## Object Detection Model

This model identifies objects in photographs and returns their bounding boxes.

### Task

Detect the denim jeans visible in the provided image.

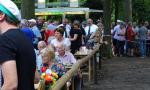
[139,40,146,57]
[146,40,150,56]
[116,40,125,56]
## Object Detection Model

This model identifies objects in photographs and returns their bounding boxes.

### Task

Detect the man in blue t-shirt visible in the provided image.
[20,19,35,42]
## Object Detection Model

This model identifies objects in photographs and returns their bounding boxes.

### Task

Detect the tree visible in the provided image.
[124,0,132,22]
[114,0,119,24]
[21,0,35,19]
[103,0,112,58]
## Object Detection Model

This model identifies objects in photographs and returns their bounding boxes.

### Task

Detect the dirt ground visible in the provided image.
[82,57,150,90]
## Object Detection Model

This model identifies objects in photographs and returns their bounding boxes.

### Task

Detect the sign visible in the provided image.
[70,0,79,7]
[38,0,46,8]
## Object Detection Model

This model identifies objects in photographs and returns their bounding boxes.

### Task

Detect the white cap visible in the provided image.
[28,19,36,23]
[0,0,21,22]
[117,20,123,23]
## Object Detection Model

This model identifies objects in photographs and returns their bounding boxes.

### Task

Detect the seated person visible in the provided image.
[55,44,76,65]
[40,46,66,77]
[55,44,82,90]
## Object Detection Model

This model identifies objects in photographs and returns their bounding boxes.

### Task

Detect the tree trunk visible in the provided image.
[103,0,112,58]
[21,0,35,19]
[124,0,132,23]
[115,0,119,25]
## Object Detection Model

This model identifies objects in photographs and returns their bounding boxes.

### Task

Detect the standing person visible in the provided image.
[29,19,42,49]
[114,23,126,56]
[20,19,34,43]
[138,22,148,58]
[0,0,36,90]
[70,23,82,54]
[84,18,98,44]
[126,22,135,56]
[146,29,150,56]
[35,41,47,72]
[112,20,123,56]
[37,17,45,40]
[58,18,71,38]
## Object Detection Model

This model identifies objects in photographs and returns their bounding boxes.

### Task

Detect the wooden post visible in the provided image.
[99,48,102,70]
[93,53,98,84]
[88,58,92,82]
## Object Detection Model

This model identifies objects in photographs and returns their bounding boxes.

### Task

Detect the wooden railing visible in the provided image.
[51,44,102,90]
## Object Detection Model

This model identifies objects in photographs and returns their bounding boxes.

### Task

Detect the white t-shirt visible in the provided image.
[34,49,42,70]
[114,27,126,41]
[50,38,71,51]
[113,25,120,38]
[57,24,71,38]
[84,24,98,36]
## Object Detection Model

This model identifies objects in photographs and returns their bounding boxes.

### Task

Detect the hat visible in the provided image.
[28,19,36,23]
[0,0,21,22]
[117,20,123,23]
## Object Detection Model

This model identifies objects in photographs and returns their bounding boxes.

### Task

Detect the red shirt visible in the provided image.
[44,30,55,43]
[126,26,135,41]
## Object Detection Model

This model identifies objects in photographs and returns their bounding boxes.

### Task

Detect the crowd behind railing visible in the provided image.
[3,1,150,90]
[112,20,150,58]
[20,17,103,90]
[19,16,150,89]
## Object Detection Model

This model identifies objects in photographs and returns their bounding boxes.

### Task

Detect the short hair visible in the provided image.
[55,27,65,36]
[0,11,20,26]
[41,46,55,61]
[20,19,29,27]
[73,23,80,28]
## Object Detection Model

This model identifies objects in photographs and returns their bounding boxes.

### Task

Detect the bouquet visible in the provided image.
[38,63,66,90]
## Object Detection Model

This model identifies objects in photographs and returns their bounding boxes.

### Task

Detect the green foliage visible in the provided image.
[132,0,150,23]
[112,0,150,23]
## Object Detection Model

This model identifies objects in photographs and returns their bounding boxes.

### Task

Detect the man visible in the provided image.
[0,0,36,90]
[138,22,148,58]
[55,44,82,90]
[57,18,71,38]
[29,19,42,49]
[35,41,47,71]
[55,44,76,64]
[20,19,34,42]
[84,18,98,44]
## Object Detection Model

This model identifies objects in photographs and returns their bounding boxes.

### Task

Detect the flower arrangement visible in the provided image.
[38,63,66,90]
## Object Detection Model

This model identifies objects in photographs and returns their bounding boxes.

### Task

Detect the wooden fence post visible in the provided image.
[88,58,92,82]
[99,48,102,70]
[93,53,98,84]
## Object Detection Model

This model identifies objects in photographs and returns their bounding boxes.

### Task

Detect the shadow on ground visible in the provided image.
[82,57,150,90]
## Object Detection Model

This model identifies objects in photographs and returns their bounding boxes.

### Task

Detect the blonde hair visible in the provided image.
[40,46,55,61]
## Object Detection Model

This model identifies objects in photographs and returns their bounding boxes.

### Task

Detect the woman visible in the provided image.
[50,27,71,51]
[34,46,66,90]
[115,23,126,56]
[40,46,66,77]
[70,23,82,54]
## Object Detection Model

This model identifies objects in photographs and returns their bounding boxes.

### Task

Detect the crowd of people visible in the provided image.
[2,0,150,90]
[112,20,150,58]
[0,0,102,89]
